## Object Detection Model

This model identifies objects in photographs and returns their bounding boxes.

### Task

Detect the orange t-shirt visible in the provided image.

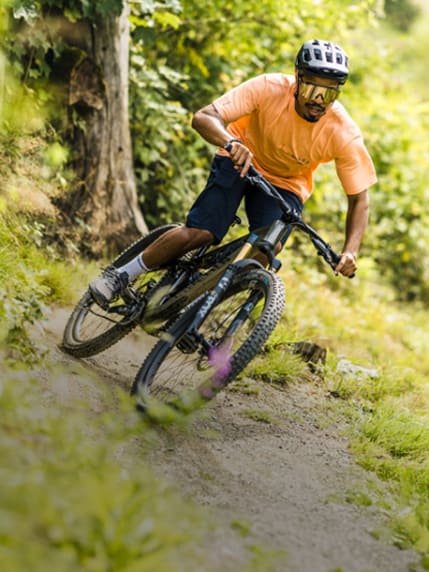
[214,73,377,203]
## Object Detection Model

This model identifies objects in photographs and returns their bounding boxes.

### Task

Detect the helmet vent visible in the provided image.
[296,39,349,82]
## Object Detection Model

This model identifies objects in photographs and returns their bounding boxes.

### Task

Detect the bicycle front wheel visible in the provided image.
[62,224,182,358]
[131,268,285,411]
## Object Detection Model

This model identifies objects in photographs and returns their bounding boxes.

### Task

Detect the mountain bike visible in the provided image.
[130,167,349,413]
[62,165,344,411]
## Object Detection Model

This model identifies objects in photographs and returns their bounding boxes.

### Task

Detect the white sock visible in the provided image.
[117,253,151,282]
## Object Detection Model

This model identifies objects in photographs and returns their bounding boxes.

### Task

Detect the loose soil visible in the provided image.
[36,306,422,572]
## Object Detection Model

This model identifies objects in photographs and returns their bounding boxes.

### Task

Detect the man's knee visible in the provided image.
[184,226,214,247]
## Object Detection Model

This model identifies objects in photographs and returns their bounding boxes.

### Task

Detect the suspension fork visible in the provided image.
[187,233,261,334]
[222,289,264,339]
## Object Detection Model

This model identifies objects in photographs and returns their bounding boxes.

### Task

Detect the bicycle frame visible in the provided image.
[137,166,343,330]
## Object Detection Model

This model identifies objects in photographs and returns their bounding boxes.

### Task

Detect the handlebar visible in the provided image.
[243,165,349,276]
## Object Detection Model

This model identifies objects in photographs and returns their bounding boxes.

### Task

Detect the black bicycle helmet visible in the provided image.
[295,39,349,83]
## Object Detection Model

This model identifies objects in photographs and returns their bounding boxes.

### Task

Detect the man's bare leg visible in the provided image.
[142,226,214,268]
[89,226,214,306]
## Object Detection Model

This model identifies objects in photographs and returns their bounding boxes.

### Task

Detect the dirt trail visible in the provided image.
[39,307,421,572]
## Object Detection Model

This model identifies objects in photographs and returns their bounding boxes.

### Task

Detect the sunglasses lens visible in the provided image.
[322,87,338,103]
[299,81,339,103]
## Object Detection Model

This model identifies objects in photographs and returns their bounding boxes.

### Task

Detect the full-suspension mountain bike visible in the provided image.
[62,165,345,410]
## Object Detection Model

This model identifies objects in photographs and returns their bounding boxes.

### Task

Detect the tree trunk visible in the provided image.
[68,4,147,255]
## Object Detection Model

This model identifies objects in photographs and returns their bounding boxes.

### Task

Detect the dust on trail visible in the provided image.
[38,306,422,572]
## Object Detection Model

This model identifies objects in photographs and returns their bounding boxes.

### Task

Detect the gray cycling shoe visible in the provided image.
[89,267,129,307]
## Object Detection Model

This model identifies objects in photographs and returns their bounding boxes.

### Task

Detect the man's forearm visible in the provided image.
[342,190,370,256]
[335,189,369,277]
[191,104,231,147]
[192,103,254,177]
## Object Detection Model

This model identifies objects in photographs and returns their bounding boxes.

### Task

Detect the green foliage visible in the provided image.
[361,406,429,460]
[0,366,217,571]
[384,0,421,31]
[0,208,85,360]
[2,0,124,127]
[247,345,309,385]
[132,0,380,108]
[129,0,380,226]
[129,57,207,226]
[11,0,123,22]
[359,57,429,301]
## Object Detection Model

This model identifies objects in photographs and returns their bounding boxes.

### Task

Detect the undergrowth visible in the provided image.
[0,366,200,571]
[0,359,277,572]
[0,206,94,362]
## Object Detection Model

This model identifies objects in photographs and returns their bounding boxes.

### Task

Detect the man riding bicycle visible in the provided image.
[90,39,377,308]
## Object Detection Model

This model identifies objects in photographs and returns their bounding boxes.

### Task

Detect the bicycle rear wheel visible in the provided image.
[62,224,182,358]
[131,268,285,411]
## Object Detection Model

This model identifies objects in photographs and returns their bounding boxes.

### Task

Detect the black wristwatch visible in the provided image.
[223,138,242,151]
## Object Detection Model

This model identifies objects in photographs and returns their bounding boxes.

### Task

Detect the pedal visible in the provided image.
[121,286,140,304]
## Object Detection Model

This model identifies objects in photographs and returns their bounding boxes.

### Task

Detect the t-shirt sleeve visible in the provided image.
[335,135,377,195]
[213,75,266,123]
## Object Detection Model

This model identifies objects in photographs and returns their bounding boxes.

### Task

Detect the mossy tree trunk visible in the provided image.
[68,3,147,255]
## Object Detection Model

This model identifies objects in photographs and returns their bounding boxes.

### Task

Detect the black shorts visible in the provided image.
[186,155,303,243]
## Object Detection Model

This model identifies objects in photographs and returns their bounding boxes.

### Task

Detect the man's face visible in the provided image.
[294,72,341,123]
